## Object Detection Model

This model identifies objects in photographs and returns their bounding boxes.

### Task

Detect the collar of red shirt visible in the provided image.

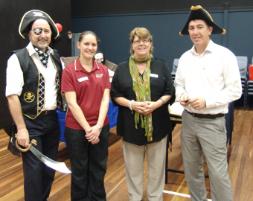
[74,58,100,73]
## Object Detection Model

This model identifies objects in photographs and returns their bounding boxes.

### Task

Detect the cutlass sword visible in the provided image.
[15,138,71,174]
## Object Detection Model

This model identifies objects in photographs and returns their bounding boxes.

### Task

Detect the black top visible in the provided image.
[110,58,175,145]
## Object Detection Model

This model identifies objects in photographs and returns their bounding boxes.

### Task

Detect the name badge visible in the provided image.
[96,73,103,78]
[150,73,158,78]
[78,76,88,82]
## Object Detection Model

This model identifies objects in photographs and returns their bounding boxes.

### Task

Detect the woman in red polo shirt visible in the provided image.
[61,31,110,201]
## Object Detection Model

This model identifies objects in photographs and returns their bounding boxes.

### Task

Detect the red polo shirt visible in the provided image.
[61,58,110,129]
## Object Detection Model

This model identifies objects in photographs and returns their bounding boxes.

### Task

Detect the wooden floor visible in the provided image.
[0,109,253,201]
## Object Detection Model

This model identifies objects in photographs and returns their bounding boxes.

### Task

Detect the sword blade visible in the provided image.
[30,145,71,174]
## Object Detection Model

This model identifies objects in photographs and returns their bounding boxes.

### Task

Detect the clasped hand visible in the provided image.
[132,101,157,115]
[179,95,206,110]
[85,125,101,144]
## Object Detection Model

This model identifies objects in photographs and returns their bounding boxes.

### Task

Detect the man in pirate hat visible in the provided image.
[5,10,63,201]
[175,5,242,201]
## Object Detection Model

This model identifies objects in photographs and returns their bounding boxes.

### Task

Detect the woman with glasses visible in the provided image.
[111,27,174,201]
[61,31,110,201]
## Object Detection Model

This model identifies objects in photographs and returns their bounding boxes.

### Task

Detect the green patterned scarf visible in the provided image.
[129,55,153,142]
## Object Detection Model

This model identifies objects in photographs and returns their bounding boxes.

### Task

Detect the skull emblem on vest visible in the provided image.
[24,91,35,103]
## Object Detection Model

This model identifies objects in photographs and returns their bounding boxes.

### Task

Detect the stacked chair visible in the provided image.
[235,56,248,107]
[246,57,253,107]
[170,58,179,81]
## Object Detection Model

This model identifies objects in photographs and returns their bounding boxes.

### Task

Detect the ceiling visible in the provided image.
[72,0,253,17]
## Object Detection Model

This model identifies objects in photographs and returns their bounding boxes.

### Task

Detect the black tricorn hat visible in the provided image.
[179,5,226,35]
[18,9,59,39]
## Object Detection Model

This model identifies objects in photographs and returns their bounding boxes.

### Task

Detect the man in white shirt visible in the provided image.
[5,10,62,201]
[175,5,242,201]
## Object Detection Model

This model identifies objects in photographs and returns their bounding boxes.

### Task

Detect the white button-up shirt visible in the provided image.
[175,40,242,114]
[5,42,58,110]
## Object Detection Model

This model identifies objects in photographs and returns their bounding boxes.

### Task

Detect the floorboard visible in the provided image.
[0,109,253,201]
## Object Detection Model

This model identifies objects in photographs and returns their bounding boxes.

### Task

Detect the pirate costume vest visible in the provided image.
[15,48,63,119]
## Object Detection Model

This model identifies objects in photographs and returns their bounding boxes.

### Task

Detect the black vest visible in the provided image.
[15,48,62,119]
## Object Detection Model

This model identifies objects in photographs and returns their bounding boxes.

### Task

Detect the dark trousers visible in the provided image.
[65,125,109,201]
[22,111,59,201]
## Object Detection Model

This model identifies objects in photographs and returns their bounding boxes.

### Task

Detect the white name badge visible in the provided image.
[96,73,103,78]
[78,76,89,82]
[150,73,158,78]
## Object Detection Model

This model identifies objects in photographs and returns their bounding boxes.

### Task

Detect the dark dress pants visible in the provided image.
[65,125,109,201]
[22,112,60,201]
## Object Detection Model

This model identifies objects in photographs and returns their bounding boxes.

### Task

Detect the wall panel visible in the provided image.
[72,11,228,69]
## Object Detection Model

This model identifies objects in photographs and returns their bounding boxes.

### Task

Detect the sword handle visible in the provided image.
[15,139,36,152]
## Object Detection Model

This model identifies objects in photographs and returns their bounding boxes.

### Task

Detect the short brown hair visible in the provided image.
[129,27,153,55]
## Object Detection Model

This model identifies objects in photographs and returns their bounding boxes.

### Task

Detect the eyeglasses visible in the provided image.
[132,39,151,45]
[32,28,51,35]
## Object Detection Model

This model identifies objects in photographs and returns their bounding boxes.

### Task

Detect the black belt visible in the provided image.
[186,110,224,119]
[40,110,56,116]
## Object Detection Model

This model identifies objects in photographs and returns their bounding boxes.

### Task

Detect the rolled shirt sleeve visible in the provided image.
[5,54,24,97]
